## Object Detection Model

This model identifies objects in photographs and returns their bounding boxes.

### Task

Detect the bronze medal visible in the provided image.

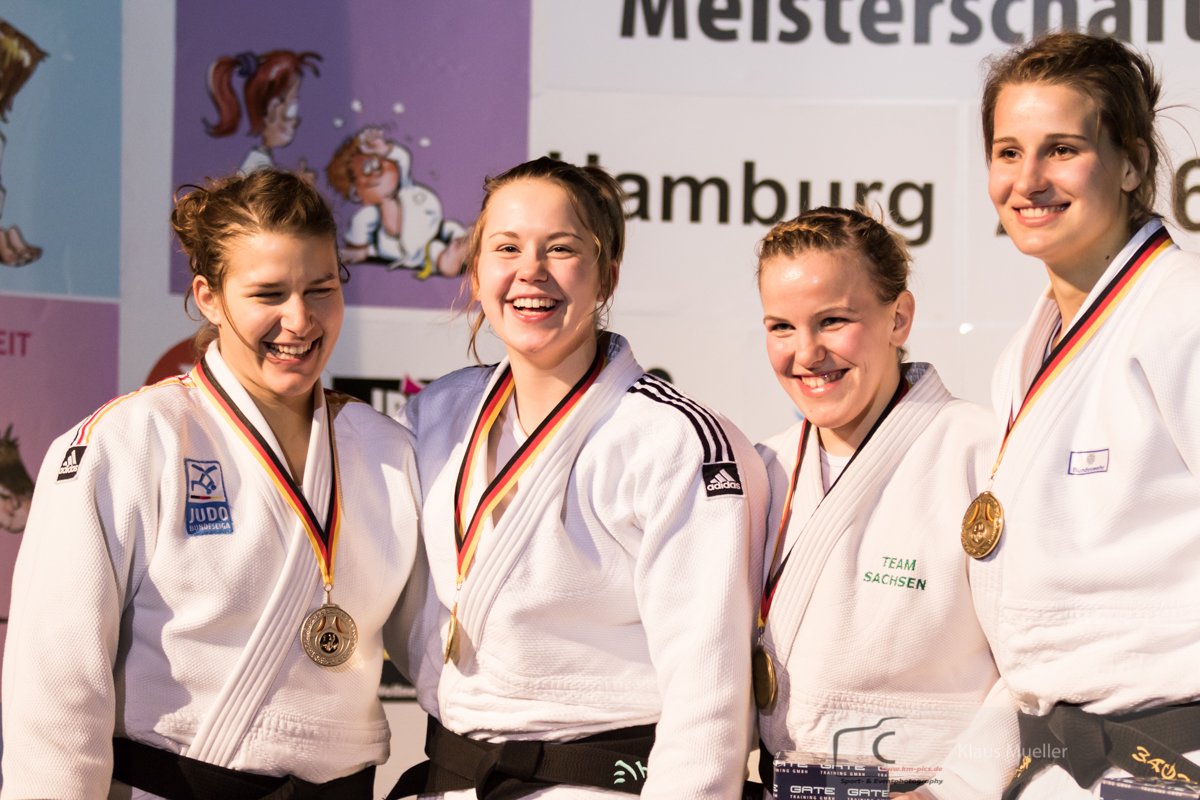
[961,491,1004,559]
[752,645,777,712]
[300,602,358,667]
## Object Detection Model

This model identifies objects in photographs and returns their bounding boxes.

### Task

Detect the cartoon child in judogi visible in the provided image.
[325,126,468,279]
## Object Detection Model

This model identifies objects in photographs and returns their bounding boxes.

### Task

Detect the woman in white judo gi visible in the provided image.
[390,157,767,800]
[968,33,1200,800]
[753,207,1017,799]
[1,169,424,799]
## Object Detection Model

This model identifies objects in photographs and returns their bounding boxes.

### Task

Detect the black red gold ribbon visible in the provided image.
[758,373,911,632]
[990,226,1172,479]
[194,358,341,588]
[452,346,606,589]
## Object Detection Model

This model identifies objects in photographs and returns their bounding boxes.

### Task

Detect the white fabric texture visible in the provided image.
[756,364,1018,800]
[817,446,850,496]
[972,220,1200,798]
[2,346,424,799]
[400,333,768,799]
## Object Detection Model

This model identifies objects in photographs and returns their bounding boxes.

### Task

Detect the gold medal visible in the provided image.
[961,491,1004,559]
[444,603,459,664]
[300,601,358,667]
[752,645,777,712]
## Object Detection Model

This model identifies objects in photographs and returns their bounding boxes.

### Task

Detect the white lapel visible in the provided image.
[763,364,952,669]
[456,334,645,647]
[185,344,329,767]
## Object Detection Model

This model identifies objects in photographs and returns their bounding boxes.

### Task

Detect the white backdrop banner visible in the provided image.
[529,0,1200,441]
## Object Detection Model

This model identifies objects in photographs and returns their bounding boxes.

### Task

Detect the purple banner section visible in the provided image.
[170,1,531,310]
[0,294,119,683]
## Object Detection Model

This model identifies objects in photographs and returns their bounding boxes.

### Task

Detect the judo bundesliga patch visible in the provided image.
[185,459,234,535]
[703,462,744,498]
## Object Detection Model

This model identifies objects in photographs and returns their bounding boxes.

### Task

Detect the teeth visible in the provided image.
[267,342,313,357]
[799,370,845,388]
[1017,204,1068,217]
[512,298,557,310]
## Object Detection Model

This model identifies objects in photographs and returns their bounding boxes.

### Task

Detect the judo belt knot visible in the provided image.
[1002,702,1200,800]
[386,715,656,799]
[475,740,545,797]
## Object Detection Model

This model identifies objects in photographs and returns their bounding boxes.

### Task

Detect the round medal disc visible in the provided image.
[752,645,777,712]
[300,603,358,668]
[961,491,1004,559]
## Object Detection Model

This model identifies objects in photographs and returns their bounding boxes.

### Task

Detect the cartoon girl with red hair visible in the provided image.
[204,49,321,180]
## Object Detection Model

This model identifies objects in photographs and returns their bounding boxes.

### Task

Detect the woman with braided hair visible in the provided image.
[753,207,1016,799]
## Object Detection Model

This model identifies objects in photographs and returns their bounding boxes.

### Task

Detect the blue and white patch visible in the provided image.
[185,459,234,535]
[1068,449,1109,476]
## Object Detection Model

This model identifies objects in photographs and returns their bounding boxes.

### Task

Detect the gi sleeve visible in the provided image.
[621,406,768,800]
[2,420,154,799]
[921,677,1020,800]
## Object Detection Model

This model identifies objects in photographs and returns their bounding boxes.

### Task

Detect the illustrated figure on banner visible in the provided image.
[0,19,46,268]
[326,126,468,279]
[204,49,321,182]
[0,425,33,535]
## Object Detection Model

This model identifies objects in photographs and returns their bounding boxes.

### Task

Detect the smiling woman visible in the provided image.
[393,157,768,799]
[751,207,1015,800]
[1,169,425,800]
[969,33,1200,800]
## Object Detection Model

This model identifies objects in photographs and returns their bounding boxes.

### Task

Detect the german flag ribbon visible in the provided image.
[990,226,1173,480]
[758,373,911,632]
[194,358,341,588]
[452,346,607,588]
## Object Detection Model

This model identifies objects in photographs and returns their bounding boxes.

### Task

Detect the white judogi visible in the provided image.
[969,220,1200,798]
[757,364,1018,800]
[1,346,424,799]
[400,334,768,799]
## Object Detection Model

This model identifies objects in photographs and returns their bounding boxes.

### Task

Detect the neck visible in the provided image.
[508,334,599,435]
[817,362,901,457]
[1045,221,1135,329]
[246,382,316,482]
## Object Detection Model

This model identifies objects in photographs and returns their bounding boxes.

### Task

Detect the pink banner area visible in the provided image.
[0,294,119,684]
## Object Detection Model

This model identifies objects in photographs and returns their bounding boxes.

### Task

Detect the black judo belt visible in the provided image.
[111,737,375,800]
[386,715,656,800]
[1002,703,1200,799]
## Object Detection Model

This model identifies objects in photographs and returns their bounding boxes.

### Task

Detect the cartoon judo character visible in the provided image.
[0,426,33,535]
[326,126,467,279]
[0,18,46,267]
[205,49,321,181]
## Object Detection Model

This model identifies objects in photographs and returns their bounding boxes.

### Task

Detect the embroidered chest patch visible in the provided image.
[1068,449,1109,476]
[184,459,234,535]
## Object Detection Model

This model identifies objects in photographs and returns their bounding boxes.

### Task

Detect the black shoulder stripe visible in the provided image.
[637,375,733,462]
[629,384,713,463]
[628,375,732,463]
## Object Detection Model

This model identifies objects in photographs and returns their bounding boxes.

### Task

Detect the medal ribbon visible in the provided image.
[452,344,607,587]
[758,373,911,631]
[990,226,1172,478]
[194,359,341,588]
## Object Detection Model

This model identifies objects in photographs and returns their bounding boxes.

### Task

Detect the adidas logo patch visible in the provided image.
[57,445,87,482]
[702,462,743,498]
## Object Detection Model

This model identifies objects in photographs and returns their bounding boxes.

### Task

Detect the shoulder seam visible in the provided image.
[70,373,194,446]
[626,374,733,463]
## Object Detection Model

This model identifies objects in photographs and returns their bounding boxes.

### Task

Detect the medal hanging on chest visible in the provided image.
[195,359,357,668]
[755,376,911,712]
[446,347,607,665]
[962,227,1173,560]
